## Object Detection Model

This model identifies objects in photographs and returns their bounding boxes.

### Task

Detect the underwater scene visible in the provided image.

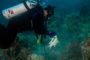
[0,0,90,60]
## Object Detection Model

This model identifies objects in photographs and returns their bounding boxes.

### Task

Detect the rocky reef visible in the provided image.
[0,8,90,60]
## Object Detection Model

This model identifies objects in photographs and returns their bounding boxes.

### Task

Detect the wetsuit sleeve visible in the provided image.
[33,13,47,35]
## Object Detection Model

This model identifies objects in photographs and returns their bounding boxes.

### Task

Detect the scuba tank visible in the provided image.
[2,0,45,19]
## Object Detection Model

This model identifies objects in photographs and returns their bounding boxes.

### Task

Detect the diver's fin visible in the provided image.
[37,39,40,43]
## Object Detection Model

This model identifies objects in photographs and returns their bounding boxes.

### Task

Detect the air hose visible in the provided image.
[22,0,30,10]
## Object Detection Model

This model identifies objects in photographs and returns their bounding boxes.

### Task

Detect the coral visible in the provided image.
[80,5,89,17]
[27,53,45,60]
[80,36,90,60]
[65,12,80,33]
[1,8,90,60]
[58,38,82,60]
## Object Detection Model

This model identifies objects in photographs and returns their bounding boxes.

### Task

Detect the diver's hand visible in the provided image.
[48,31,56,37]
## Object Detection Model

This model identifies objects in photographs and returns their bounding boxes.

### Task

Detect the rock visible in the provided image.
[27,53,45,60]
[80,36,90,60]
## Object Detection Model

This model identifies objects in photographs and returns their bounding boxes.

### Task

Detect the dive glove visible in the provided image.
[48,31,56,37]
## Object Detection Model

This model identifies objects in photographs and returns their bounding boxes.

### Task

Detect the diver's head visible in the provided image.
[44,5,55,18]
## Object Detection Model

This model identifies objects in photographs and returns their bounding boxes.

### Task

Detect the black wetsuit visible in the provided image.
[0,5,47,49]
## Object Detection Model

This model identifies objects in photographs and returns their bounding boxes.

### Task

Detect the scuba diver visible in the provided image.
[0,0,56,49]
